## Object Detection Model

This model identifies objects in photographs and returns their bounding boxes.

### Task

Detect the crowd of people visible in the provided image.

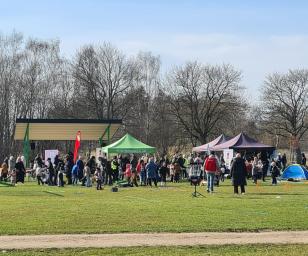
[0,156,26,185]
[0,153,189,189]
[0,150,303,195]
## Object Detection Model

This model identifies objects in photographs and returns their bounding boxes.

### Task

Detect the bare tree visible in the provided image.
[14,39,62,119]
[0,32,24,158]
[167,62,244,145]
[1,31,284,162]
[261,69,308,162]
[130,52,161,143]
[73,43,136,119]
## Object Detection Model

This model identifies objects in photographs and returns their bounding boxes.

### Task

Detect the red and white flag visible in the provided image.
[73,131,81,163]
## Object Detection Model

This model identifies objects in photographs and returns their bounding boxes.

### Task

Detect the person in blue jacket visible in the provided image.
[146,157,158,187]
[71,164,79,185]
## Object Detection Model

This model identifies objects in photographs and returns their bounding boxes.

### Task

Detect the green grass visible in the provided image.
[0,180,308,235]
[3,245,308,256]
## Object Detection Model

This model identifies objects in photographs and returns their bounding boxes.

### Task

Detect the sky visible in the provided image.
[1,0,308,101]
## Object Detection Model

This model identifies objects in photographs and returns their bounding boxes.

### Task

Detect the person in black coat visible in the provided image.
[281,153,287,169]
[159,162,168,186]
[65,154,74,185]
[301,153,307,166]
[35,154,43,168]
[47,158,55,186]
[15,157,26,183]
[230,153,247,194]
[260,151,269,182]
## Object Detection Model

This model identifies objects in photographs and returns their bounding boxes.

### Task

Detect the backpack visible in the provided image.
[205,157,217,172]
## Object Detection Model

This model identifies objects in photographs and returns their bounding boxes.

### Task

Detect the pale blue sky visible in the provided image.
[1,0,308,100]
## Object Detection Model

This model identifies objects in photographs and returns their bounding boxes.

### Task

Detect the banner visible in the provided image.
[73,131,81,163]
[45,150,59,165]
[223,149,234,169]
[96,148,104,163]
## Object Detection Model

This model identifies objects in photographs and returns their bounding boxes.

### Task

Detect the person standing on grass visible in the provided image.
[111,156,119,182]
[230,153,247,195]
[15,157,26,184]
[57,161,65,187]
[0,159,9,181]
[130,156,139,187]
[138,159,146,185]
[120,156,129,180]
[47,158,55,186]
[8,156,15,174]
[301,153,307,167]
[281,153,287,171]
[76,156,84,185]
[173,161,181,183]
[276,153,282,169]
[105,160,112,185]
[251,157,259,184]
[220,158,226,182]
[10,167,17,186]
[204,151,219,193]
[65,153,74,185]
[169,161,175,183]
[260,151,269,182]
[159,161,168,186]
[71,164,79,185]
[84,162,92,187]
[99,155,108,180]
[125,162,132,185]
[94,167,103,190]
[270,160,280,185]
[146,157,158,187]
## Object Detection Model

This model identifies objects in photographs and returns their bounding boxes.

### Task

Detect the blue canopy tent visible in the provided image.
[281,164,308,181]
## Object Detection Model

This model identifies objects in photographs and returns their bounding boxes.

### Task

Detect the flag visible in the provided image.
[23,123,30,168]
[73,131,81,163]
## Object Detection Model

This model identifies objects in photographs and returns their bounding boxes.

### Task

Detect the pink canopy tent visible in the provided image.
[192,134,229,152]
[212,132,275,152]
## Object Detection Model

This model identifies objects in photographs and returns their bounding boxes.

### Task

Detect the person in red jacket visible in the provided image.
[204,151,219,193]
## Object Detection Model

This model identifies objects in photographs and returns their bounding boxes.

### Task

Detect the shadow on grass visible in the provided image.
[43,191,64,197]
[247,192,307,196]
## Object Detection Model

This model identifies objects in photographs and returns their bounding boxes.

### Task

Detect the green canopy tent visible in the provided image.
[102,133,156,154]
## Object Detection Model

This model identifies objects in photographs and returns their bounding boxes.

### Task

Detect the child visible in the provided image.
[94,167,103,190]
[84,163,92,187]
[10,168,17,186]
[0,162,8,182]
[57,162,65,187]
[125,163,132,185]
[270,161,280,185]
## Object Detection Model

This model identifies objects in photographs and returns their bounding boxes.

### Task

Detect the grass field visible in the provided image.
[0,180,307,235]
[3,245,308,256]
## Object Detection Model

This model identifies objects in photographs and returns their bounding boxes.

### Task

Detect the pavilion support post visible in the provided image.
[23,123,30,168]
[99,124,111,146]
[107,124,110,144]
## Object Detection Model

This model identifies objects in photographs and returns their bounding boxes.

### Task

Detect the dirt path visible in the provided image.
[1,231,308,249]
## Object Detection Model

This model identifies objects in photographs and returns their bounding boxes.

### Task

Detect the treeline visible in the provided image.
[1,32,308,162]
